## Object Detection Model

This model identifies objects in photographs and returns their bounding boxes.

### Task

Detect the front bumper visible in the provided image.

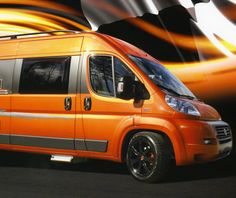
[175,120,233,165]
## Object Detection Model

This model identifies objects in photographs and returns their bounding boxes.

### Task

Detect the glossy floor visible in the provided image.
[0,150,235,198]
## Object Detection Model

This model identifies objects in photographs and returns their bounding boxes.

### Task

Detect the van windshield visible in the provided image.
[129,55,195,99]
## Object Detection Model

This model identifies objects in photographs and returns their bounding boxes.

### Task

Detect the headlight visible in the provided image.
[165,95,200,116]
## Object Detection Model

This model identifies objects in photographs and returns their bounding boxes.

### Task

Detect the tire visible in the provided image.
[126,132,172,183]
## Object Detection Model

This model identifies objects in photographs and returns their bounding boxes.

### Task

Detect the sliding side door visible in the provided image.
[0,60,15,147]
[11,56,82,152]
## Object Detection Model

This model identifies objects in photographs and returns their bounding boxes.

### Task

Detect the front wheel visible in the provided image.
[126,132,173,183]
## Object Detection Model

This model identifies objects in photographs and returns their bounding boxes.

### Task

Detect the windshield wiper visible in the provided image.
[157,84,181,96]
[157,84,196,100]
[178,94,195,100]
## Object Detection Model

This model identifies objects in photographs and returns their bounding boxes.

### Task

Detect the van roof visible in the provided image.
[0,30,152,60]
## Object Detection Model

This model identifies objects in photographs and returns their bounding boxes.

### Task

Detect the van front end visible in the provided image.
[138,91,233,167]
[122,53,233,182]
[164,94,233,165]
[173,118,233,165]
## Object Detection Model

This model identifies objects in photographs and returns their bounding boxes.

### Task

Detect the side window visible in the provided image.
[114,57,135,91]
[89,56,114,96]
[19,57,70,94]
[89,55,136,97]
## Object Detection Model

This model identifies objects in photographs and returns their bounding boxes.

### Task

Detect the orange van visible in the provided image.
[0,30,233,182]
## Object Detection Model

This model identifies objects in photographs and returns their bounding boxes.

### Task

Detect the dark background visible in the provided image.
[0,1,235,197]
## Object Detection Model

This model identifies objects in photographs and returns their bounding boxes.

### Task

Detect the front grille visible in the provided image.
[215,125,232,144]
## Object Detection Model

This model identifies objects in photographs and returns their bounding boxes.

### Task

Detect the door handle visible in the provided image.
[84,97,92,111]
[64,97,72,111]
[0,89,9,95]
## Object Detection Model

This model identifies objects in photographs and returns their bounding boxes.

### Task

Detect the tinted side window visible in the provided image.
[19,57,70,94]
[89,56,114,96]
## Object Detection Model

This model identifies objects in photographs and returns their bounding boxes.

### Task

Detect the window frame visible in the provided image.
[88,54,137,98]
[19,56,71,95]
[88,54,114,98]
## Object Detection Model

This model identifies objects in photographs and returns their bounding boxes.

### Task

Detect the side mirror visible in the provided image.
[117,76,135,100]
[117,76,150,100]
[134,81,150,101]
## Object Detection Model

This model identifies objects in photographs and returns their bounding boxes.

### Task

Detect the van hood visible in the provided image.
[193,100,221,121]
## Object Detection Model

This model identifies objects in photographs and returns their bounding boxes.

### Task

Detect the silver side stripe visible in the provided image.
[0,112,77,119]
[0,134,108,152]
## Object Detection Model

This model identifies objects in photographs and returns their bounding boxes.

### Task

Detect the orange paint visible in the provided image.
[0,31,232,176]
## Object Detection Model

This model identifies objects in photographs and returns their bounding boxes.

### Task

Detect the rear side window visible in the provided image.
[19,57,70,94]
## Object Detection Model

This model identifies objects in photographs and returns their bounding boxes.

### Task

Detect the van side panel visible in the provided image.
[0,60,15,146]
[10,56,80,152]
[17,37,83,58]
[0,43,18,59]
[133,117,186,165]
[81,36,114,53]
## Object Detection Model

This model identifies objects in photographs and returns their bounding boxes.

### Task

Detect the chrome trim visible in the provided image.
[0,112,11,117]
[12,59,23,94]
[80,53,89,94]
[0,112,75,119]
[51,155,73,162]
[0,59,15,92]
[0,89,9,95]
[69,56,80,93]
[207,120,230,127]
[207,120,233,145]
[215,125,232,144]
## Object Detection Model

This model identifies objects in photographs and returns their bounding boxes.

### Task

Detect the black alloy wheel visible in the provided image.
[126,132,172,183]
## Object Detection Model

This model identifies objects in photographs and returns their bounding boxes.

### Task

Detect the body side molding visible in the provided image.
[0,134,108,152]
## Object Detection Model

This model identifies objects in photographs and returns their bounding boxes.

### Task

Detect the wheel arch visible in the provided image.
[118,124,187,165]
[120,129,174,161]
